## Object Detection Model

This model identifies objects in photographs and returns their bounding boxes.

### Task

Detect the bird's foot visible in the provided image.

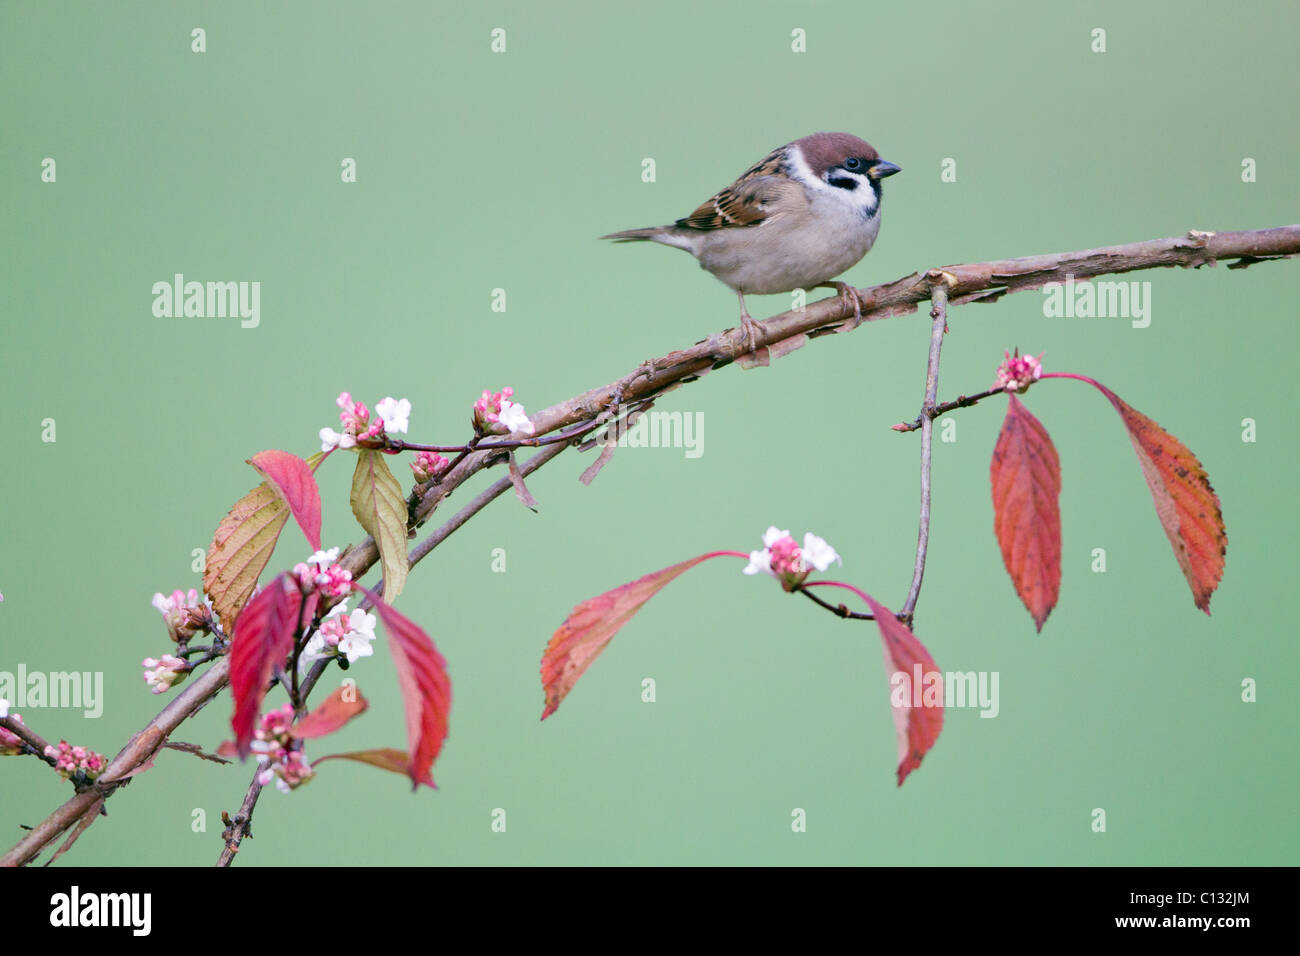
[739,313,763,355]
[820,281,863,329]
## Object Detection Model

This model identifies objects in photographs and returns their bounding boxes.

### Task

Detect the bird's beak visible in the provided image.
[868,160,902,180]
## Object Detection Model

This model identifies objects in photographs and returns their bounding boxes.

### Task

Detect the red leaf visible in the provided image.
[293,685,370,740]
[249,450,323,552]
[540,553,722,720]
[990,394,1063,631]
[359,588,451,788]
[859,594,944,786]
[229,574,304,757]
[1062,375,1227,613]
[314,748,437,789]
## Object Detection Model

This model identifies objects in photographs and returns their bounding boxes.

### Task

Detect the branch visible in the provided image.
[1,657,233,867]
[0,716,58,768]
[338,224,1300,582]
[6,224,1296,867]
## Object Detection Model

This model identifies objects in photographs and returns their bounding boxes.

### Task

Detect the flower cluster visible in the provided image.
[44,740,106,780]
[293,548,353,599]
[300,601,377,668]
[744,526,841,591]
[472,386,534,436]
[320,392,411,451]
[142,654,191,694]
[994,349,1044,393]
[151,588,214,642]
[251,704,314,793]
[411,450,450,483]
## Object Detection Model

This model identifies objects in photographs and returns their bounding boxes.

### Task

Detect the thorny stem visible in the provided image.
[6,224,1299,867]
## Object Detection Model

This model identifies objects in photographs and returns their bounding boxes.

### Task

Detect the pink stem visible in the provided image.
[703,550,751,561]
[1041,372,1101,388]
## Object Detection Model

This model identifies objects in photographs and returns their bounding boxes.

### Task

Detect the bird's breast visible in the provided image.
[694,197,881,296]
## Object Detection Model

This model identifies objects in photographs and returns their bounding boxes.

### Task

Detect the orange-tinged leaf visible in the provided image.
[205,451,325,628]
[990,394,1062,631]
[1063,375,1227,613]
[350,449,409,603]
[229,574,305,757]
[249,450,323,552]
[293,686,370,740]
[540,553,723,719]
[205,484,289,630]
[859,593,944,787]
[314,748,437,789]
[359,588,450,788]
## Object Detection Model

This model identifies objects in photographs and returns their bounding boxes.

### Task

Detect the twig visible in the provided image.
[901,281,951,623]
[214,650,349,866]
[375,417,609,455]
[217,772,264,867]
[892,386,1006,432]
[0,716,58,768]
[411,441,570,567]
[796,586,875,620]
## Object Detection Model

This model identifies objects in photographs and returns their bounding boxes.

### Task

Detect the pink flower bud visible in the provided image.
[994,348,1044,393]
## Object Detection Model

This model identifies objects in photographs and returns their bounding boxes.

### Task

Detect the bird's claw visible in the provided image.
[825,281,863,329]
[740,314,763,355]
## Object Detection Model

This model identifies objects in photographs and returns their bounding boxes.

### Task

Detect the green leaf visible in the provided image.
[350,449,409,602]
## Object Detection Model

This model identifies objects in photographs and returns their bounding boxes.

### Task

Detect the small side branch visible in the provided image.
[892,386,1005,432]
[901,281,952,623]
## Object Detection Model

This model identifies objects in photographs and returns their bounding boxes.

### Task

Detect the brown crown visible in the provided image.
[792,132,880,175]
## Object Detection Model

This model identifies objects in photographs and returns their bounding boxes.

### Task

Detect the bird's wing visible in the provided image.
[674,148,802,231]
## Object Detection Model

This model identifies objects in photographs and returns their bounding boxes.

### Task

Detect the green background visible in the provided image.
[2,0,1296,866]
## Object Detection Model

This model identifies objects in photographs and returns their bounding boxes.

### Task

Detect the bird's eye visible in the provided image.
[843,157,865,172]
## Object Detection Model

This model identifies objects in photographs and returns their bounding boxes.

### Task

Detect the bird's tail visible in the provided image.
[599,226,665,242]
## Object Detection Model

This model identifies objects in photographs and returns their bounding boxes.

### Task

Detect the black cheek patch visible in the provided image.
[828,177,859,191]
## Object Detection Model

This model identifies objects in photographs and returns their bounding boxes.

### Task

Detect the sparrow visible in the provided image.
[602,132,901,352]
